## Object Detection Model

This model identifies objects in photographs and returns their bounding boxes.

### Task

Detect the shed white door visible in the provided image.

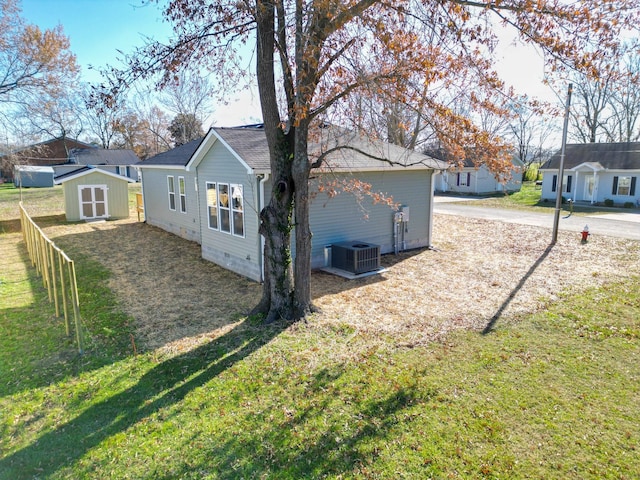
[78,185,109,220]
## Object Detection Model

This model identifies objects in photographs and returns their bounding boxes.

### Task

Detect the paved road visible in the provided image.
[433,197,640,241]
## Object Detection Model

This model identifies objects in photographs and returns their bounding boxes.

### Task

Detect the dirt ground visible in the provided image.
[39,211,640,354]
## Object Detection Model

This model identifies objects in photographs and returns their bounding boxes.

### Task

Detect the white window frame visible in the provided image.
[205,181,244,237]
[167,176,176,211]
[178,176,187,213]
[218,183,231,233]
[231,183,245,237]
[616,176,631,196]
[206,182,218,230]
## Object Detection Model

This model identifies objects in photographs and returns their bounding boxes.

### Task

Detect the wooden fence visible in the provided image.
[19,203,84,354]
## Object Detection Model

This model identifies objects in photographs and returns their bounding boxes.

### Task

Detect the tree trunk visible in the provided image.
[292,123,316,318]
[253,0,296,322]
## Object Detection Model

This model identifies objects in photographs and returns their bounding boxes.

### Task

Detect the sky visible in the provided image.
[18,0,559,130]
[20,0,262,127]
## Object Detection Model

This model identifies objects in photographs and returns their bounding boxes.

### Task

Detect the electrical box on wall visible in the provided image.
[400,205,410,222]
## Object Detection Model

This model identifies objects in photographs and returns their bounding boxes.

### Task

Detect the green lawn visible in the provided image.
[458,181,639,215]
[1,184,639,479]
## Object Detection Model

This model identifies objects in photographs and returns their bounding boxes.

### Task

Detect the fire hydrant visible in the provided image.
[581,225,590,243]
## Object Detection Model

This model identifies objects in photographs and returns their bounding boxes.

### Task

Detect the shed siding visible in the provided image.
[196,140,263,281]
[307,170,433,268]
[62,171,130,221]
[140,168,200,243]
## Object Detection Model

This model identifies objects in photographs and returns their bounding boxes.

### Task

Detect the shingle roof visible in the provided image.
[138,138,205,166]
[143,125,446,173]
[542,142,640,170]
[212,127,271,170]
[70,148,139,166]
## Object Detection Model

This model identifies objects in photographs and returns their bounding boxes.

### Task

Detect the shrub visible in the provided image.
[624,202,634,209]
[604,198,614,207]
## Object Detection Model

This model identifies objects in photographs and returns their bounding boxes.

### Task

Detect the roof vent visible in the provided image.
[331,241,381,274]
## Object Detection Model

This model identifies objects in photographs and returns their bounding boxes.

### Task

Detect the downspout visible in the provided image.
[427,169,436,248]
[258,173,270,282]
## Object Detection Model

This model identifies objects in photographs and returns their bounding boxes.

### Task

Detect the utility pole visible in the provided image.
[551,83,573,245]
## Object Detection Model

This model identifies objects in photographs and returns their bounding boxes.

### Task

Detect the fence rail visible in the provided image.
[19,202,84,354]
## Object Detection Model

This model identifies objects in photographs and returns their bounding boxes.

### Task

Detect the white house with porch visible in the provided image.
[540,142,640,206]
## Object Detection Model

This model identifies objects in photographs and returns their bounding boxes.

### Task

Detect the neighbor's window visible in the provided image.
[552,174,572,193]
[231,184,244,237]
[218,183,231,233]
[206,182,218,229]
[178,176,187,213]
[457,172,470,187]
[613,176,635,196]
[167,176,176,211]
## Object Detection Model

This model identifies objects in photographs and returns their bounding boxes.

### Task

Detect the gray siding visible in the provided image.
[140,168,201,243]
[195,140,264,281]
[307,170,433,268]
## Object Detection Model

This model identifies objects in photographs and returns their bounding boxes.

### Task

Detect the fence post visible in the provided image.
[68,260,84,354]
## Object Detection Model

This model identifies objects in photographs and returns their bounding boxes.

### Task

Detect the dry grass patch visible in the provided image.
[40,212,640,355]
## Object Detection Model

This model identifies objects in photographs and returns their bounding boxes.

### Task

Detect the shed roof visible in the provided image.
[69,148,139,166]
[54,165,135,184]
[14,165,55,173]
[542,142,640,170]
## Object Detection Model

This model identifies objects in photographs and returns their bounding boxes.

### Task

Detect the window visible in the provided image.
[457,172,470,187]
[205,182,244,237]
[613,176,636,196]
[206,182,218,229]
[218,183,230,233]
[178,176,187,213]
[167,176,176,211]
[231,184,244,236]
[551,174,572,193]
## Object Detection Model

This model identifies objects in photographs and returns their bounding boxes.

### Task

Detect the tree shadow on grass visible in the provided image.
[147,368,428,479]
[482,244,554,334]
[0,319,288,479]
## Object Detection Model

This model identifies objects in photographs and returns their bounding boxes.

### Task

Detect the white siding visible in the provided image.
[140,168,201,243]
[195,140,263,281]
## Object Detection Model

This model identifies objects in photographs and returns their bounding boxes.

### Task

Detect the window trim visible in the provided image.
[613,175,636,196]
[206,181,218,230]
[231,183,245,238]
[205,181,245,238]
[167,175,176,211]
[178,176,187,213]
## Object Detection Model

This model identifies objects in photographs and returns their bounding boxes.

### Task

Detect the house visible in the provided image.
[13,166,55,188]
[54,148,141,182]
[138,125,446,282]
[435,158,524,195]
[54,166,135,222]
[0,137,96,182]
[540,142,640,206]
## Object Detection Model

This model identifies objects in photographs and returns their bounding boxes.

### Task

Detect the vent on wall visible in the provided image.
[331,241,381,274]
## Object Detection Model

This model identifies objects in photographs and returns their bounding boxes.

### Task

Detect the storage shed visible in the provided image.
[54,166,134,221]
[13,166,55,187]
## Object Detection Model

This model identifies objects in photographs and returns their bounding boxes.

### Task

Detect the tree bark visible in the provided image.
[253,0,296,322]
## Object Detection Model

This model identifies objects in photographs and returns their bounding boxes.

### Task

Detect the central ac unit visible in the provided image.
[331,241,381,274]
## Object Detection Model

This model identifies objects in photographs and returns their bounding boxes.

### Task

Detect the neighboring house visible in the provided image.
[435,158,524,194]
[0,137,96,182]
[56,148,141,181]
[138,125,446,282]
[13,166,55,188]
[540,142,640,205]
[54,166,135,222]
